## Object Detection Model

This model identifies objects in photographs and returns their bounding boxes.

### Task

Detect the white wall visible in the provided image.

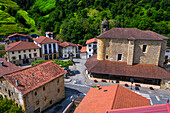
[87,42,97,58]
[62,46,76,58]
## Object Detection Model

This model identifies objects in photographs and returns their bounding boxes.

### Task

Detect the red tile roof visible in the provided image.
[77,44,83,47]
[3,60,67,95]
[86,38,97,44]
[5,33,32,41]
[108,104,170,113]
[98,28,169,40]
[5,41,40,52]
[74,84,150,113]
[33,36,58,44]
[80,46,87,53]
[59,42,77,47]
[85,55,170,79]
[0,58,22,77]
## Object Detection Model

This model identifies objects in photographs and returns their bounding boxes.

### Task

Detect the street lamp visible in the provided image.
[130,78,134,90]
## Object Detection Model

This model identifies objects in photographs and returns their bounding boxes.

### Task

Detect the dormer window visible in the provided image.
[143,45,147,52]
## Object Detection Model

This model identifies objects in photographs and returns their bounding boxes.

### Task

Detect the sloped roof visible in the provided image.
[3,60,67,95]
[33,36,58,44]
[74,84,150,113]
[85,55,170,79]
[80,46,87,53]
[5,41,40,52]
[5,33,32,41]
[0,58,22,77]
[59,42,77,47]
[86,38,97,44]
[98,28,169,40]
[108,104,170,113]
[77,44,83,47]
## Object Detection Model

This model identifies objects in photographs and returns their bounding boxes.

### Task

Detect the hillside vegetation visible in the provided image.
[1,0,170,46]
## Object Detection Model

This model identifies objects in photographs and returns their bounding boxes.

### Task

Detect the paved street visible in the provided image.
[44,58,170,113]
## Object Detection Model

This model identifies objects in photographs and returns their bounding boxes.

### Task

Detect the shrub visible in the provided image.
[31,60,46,66]
[0,51,6,57]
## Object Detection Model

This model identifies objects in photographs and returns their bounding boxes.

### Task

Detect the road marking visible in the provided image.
[156,96,160,101]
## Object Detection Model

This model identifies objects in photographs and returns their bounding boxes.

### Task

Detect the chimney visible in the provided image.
[0,61,4,66]
[97,85,100,90]
[15,80,19,86]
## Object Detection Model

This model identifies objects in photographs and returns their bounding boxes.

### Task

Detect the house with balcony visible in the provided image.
[86,38,97,58]
[4,33,32,44]
[33,36,59,60]
[5,41,41,65]
[59,42,77,58]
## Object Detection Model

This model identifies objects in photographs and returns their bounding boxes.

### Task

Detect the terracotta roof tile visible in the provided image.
[59,42,77,47]
[0,58,22,77]
[77,44,83,47]
[5,33,32,41]
[33,36,58,44]
[85,55,170,79]
[98,28,169,40]
[86,38,97,44]
[3,60,67,95]
[80,46,87,53]
[108,104,170,113]
[5,41,40,51]
[74,84,150,113]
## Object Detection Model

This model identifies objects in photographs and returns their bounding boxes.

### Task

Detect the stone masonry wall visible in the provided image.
[23,76,65,113]
[133,40,162,65]
[97,39,105,60]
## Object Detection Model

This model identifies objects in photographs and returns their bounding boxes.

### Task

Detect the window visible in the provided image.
[29,50,31,52]
[89,44,91,47]
[24,54,26,59]
[143,45,147,52]
[118,54,122,61]
[34,53,37,57]
[19,55,21,60]
[35,58,37,60]
[36,100,39,105]
[34,49,36,51]
[57,88,60,93]
[12,56,16,60]
[106,55,108,59]
[23,50,26,53]
[166,50,169,52]
[44,97,47,101]
[43,87,45,91]
[89,55,91,57]
[64,51,67,53]
[50,100,52,104]
[64,55,67,57]
[12,52,14,54]
[89,49,91,52]
[18,51,20,53]
[57,79,59,85]
[29,54,32,58]
[34,92,37,96]
[72,47,74,49]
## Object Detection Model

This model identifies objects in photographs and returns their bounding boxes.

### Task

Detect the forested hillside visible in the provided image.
[1,0,170,46]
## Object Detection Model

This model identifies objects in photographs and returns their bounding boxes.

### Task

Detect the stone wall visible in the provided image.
[97,38,165,66]
[160,79,170,90]
[23,76,65,113]
[133,40,162,65]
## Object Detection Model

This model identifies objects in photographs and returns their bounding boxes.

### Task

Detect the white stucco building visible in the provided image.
[86,38,97,58]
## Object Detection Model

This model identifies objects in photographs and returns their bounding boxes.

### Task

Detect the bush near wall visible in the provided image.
[0,50,5,57]
[31,59,73,68]
[0,45,5,50]
[0,97,24,113]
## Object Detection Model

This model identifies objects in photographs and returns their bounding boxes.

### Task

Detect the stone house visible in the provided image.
[5,41,42,65]
[33,36,59,60]
[59,42,77,58]
[85,20,170,89]
[0,60,66,113]
[86,38,97,58]
[4,33,32,44]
